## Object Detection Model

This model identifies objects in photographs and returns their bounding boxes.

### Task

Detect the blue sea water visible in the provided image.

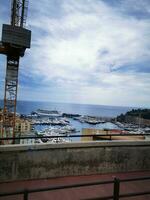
[0,100,135,141]
[0,100,133,117]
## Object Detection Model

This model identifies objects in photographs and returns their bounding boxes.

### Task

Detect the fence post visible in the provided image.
[24,190,28,200]
[113,177,120,200]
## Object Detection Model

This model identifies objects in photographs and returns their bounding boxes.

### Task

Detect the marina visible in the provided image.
[1,101,150,144]
[19,108,150,144]
[31,118,69,126]
[35,127,72,144]
[73,115,106,124]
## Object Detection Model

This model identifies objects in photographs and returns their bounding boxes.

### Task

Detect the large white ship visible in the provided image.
[35,109,62,117]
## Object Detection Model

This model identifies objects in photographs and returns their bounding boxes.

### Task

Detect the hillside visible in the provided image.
[117,108,150,122]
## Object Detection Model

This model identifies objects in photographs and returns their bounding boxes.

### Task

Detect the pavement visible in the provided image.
[0,171,150,200]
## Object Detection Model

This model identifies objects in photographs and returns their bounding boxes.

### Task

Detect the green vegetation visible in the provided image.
[117,108,150,122]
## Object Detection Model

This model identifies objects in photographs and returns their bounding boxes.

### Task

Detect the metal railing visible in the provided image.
[0,176,150,200]
[0,133,150,141]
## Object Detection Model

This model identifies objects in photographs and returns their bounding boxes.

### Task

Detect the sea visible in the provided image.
[0,100,135,140]
[0,100,133,117]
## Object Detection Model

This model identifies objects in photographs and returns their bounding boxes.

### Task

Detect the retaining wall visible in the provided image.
[0,141,150,182]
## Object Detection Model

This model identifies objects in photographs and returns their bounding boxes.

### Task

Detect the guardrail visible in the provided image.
[0,176,150,200]
[0,133,150,141]
[0,133,149,145]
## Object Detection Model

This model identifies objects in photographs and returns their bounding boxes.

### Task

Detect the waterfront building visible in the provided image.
[82,128,145,141]
[15,117,31,134]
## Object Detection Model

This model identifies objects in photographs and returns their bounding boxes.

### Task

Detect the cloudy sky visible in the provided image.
[0,0,150,107]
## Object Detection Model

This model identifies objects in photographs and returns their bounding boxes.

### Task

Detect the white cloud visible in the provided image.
[28,0,150,76]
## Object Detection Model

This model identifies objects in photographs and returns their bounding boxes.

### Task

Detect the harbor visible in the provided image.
[19,108,150,144]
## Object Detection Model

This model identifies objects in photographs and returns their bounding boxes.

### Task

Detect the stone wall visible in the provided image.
[0,141,150,182]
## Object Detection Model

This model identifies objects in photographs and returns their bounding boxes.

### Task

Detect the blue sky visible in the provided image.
[0,0,150,107]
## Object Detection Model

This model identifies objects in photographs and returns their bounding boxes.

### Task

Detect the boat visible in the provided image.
[35,109,62,117]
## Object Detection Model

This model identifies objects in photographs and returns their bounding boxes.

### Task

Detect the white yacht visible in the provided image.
[35,109,62,117]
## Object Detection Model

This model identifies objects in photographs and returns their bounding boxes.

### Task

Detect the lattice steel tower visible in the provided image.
[0,0,31,143]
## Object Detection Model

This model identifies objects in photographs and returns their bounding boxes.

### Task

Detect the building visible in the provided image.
[0,110,31,139]
[15,117,31,134]
[82,128,145,141]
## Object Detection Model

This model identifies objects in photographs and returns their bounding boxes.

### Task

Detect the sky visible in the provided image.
[0,0,150,107]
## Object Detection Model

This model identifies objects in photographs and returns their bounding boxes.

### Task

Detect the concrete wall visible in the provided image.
[0,141,150,182]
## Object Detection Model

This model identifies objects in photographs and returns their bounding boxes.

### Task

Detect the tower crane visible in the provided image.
[0,0,31,144]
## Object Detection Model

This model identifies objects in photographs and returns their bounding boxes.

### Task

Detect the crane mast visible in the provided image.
[11,0,28,27]
[0,0,31,144]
